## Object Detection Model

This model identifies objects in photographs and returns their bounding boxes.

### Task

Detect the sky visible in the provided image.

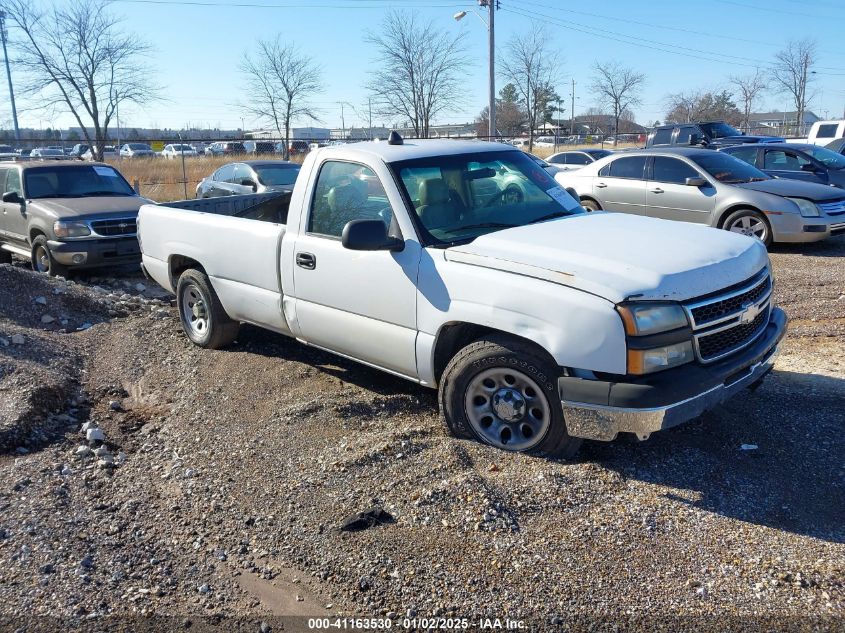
[5,0,845,132]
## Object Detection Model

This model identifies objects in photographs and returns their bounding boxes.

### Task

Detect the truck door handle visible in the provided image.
[596,182,607,188]
[650,187,664,193]
[296,252,316,270]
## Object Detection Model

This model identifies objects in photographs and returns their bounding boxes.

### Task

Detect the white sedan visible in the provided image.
[162,143,198,159]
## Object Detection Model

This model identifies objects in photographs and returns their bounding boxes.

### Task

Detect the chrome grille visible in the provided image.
[90,217,137,236]
[684,269,773,363]
[817,200,845,216]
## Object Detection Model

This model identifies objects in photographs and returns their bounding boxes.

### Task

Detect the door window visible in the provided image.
[816,124,838,139]
[232,164,252,183]
[607,156,647,180]
[652,157,701,184]
[675,126,696,144]
[214,164,235,182]
[5,169,21,195]
[763,150,811,171]
[308,161,391,238]
[567,153,591,165]
[726,147,758,166]
[651,128,672,145]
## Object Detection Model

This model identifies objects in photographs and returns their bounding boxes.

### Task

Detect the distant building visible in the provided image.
[749,111,820,128]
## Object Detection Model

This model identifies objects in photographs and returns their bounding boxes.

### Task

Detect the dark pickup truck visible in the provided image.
[647,121,784,149]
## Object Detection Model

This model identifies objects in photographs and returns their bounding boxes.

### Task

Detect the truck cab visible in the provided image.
[647,121,784,149]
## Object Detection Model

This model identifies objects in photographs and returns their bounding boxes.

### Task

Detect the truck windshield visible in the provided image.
[24,165,136,199]
[691,152,770,184]
[391,150,584,245]
[699,122,743,139]
[255,164,301,186]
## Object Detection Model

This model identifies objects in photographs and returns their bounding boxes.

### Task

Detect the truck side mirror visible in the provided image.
[241,178,258,191]
[685,177,708,187]
[2,191,22,204]
[342,219,404,252]
[800,163,818,172]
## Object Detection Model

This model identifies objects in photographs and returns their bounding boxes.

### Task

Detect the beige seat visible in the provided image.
[418,178,459,229]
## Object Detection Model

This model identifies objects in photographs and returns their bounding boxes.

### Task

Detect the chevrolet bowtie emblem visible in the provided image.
[738,301,761,325]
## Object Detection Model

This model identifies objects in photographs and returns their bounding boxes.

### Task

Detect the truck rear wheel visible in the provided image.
[439,335,582,459]
[176,269,239,349]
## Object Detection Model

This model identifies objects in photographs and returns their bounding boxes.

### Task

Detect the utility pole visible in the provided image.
[487,0,496,140]
[570,78,576,140]
[339,101,346,139]
[368,98,373,140]
[0,11,20,143]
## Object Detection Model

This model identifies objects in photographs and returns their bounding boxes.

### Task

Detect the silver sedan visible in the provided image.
[555,147,845,245]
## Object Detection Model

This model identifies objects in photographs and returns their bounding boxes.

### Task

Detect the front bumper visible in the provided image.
[768,212,845,243]
[47,237,141,268]
[559,307,787,441]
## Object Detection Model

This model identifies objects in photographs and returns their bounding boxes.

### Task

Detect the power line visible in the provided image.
[504,5,845,77]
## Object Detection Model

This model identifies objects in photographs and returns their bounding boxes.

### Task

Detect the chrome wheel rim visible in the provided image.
[728,215,767,241]
[33,246,50,273]
[464,368,550,451]
[180,283,209,338]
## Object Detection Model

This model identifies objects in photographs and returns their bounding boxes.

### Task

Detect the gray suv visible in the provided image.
[0,161,149,275]
[555,147,845,245]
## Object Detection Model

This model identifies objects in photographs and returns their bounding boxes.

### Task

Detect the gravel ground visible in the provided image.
[0,236,843,632]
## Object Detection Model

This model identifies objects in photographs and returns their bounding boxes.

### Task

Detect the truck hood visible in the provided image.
[444,213,768,304]
[736,178,845,201]
[712,135,784,145]
[29,196,147,219]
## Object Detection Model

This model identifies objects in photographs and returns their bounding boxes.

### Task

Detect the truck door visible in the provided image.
[292,160,421,378]
[646,156,715,224]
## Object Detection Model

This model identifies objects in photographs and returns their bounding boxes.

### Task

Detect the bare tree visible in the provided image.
[590,61,645,146]
[771,39,816,134]
[730,69,767,130]
[365,11,467,138]
[499,27,560,151]
[241,37,322,159]
[4,0,156,160]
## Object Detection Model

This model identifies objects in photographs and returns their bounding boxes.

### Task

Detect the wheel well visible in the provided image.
[29,228,45,244]
[169,255,205,286]
[579,195,601,209]
[432,322,558,383]
[716,205,767,229]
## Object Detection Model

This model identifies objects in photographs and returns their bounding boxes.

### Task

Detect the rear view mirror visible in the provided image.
[685,177,708,187]
[342,219,404,252]
[467,167,496,180]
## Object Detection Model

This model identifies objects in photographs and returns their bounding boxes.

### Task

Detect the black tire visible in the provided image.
[580,198,601,212]
[438,334,582,459]
[175,268,239,349]
[722,208,772,246]
[30,235,68,277]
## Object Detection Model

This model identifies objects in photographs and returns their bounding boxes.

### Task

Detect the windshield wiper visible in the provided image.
[451,222,519,232]
[528,210,572,225]
[83,191,133,196]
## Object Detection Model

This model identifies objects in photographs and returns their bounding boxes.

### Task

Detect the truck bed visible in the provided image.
[160,191,291,224]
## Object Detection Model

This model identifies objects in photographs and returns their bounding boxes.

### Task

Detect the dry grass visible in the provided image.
[105,154,304,202]
[531,142,641,159]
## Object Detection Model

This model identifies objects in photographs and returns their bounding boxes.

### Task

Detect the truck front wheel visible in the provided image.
[439,335,582,459]
[176,269,239,349]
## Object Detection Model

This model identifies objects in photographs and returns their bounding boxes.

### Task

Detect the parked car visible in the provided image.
[790,119,845,146]
[0,144,16,160]
[68,144,90,159]
[82,146,117,161]
[647,121,784,149]
[526,153,563,177]
[546,149,613,171]
[274,140,308,156]
[720,143,845,189]
[16,149,32,158]
[119,143,154,158]
[204,141,246,156]
[0,161,150,275]
[139,137,785,459]
[196,160,301,198]
[30,148,67,160]
[162,143,198,159]
[555,147,845,245]
[243,140,276,155]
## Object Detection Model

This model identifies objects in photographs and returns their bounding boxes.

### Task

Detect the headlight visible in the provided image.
[53,221,91,238]
[787,197,820,217]
[628,341,695,375]
[617,303,688,336]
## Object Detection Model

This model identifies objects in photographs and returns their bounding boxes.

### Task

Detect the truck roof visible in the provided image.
[320,138,519,163]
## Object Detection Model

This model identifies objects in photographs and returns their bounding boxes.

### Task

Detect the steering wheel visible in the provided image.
[483,185,524,208]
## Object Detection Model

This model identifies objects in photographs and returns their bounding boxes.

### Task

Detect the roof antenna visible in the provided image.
[387,130,403,146]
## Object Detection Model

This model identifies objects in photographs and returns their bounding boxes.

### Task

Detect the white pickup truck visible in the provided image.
[138,136,786,458]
